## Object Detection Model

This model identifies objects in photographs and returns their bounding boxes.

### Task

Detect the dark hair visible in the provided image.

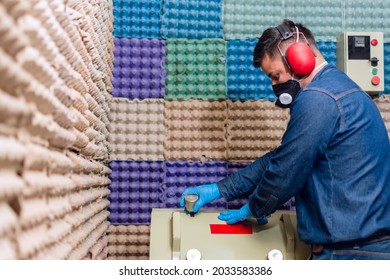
[253,19,317,68]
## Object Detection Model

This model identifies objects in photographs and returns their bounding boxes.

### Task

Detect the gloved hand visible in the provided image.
[218,203,253,224]
[180,183,221,214]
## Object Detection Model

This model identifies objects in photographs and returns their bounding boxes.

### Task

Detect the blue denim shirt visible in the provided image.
[217,64,390,244]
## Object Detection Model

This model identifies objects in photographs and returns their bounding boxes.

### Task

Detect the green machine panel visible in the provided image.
[149,209,311,260]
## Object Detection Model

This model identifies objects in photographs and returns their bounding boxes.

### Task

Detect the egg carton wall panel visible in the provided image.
[161,0,223,39]
[109,98,165,160]
[164,39,226,101]
[107,160,164,224]
[164,100,228,160]
[113,0,162,39]
[112,38,165,99]
[162,160,228,209]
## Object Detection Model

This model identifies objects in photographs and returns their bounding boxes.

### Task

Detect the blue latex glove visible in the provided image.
[218,203,253,224]
[180,183,221,213]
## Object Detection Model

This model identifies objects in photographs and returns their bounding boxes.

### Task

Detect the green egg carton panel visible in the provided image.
[164,39,227,101]
[344,0,390,39]
[223,0,285,40]
[223,0,390,43]
[283,0,344,42]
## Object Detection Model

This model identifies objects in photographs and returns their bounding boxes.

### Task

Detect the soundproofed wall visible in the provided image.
[106,0,390,260]
[0,0,113,259]
[0,0,389,260]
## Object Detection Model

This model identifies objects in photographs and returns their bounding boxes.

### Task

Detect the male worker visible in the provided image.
[180,19,390,259]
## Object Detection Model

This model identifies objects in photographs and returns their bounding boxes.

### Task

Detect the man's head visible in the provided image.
[253,19,320,85]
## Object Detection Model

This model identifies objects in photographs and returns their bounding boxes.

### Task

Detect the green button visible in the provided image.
[372,68,378,75]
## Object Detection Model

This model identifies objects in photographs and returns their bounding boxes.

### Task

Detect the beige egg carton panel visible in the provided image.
[106,225,150,260]
[1,199,111,260]
[374,94,390,138]
[0,135,112,199]
[109,98,166,160]
[0,210,18,259]
[0,237,18,260]
[164,100,228,161]
[87,235,109,260]
[0,0,114,259]
[17,209,110,260]
[66,220,110,260]
[227,100,290,160]
[0,0,112,161]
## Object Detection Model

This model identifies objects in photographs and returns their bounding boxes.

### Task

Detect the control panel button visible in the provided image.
[371,39,378,46]
[372,68,378,75]
[371,76,380,86]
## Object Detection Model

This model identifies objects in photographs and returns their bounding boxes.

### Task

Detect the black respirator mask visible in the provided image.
[272,78,301,108]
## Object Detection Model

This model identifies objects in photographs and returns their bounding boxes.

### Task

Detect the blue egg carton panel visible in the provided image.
[113,0,162,38]
[226,40,337,101]
[226,39,275,101]
[161,0,223,39]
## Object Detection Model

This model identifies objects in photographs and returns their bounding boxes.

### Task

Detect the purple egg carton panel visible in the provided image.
[112,38,166,99]
[108,160,164,224]
[107,159,296,225]
[162,160,228,209]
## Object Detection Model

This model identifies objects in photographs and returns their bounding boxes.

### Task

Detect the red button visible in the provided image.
[371,76,380,86]
[371,39,378,46]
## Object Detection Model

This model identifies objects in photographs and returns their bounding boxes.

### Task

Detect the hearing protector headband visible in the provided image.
[276,23,316,76]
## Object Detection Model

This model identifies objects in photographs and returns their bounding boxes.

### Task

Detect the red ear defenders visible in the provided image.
[276,23,316,76]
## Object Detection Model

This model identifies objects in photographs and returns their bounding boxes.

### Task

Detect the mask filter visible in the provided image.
[272,79,301,108]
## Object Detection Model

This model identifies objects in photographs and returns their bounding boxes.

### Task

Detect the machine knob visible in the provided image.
[370,57,379,67]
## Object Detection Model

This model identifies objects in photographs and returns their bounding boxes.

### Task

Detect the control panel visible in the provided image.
[336,32,384,94]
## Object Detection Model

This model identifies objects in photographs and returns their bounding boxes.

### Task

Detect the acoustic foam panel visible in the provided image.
[109,98,165,161]
[160,0,223,39]
[164,39,226,101]
[113,0,162,39]
[112,38,165,99]
[164,100,227,160]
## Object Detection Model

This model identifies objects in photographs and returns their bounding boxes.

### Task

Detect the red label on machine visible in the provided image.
[209,224,253,234]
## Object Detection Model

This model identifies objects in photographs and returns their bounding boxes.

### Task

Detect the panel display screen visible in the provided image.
[348,36,370,60]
